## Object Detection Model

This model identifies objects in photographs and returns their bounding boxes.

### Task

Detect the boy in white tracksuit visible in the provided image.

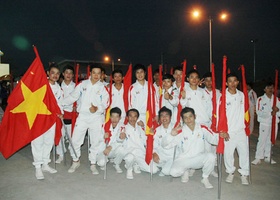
[153,106,175,176]
[118,109,158,179]
[96,107,126,173]
[31,64,63,180]
[162,107,227,189]
[63,65,109,174]
[56,65,75,163]
[221,73,250,185]
[252,82,280,165]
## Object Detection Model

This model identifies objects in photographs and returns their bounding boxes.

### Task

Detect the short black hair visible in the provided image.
[264,82,274,88]
[153,68,159,74]
[90,64,102,72]
[187,69,200,78]
[126,108,139,118]
[226,73,239,81]
[112,69,123,77]
[62,65,74,74]
[110,107,122,117]
[202,72,212,79]
[48,62,59,72]
[134,64,146,73]
[181,107,195,119]
[162,74,175,82]
[173,66,182,73]
[158,106,172,117]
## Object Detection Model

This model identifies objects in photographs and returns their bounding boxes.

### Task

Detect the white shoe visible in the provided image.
[188,169,195,177]
[109,158,114,163]
[68,161,80,173]
[181,171,189,183]
[114,164,123,173]
[126,169,133,179]
[226,173,234,183]
[133,164,141,174]
[201,178,213,189]
[241,175,249,185]
[211,170,218,178]
[55,156,64,164]
[251,158,261,165]
[100,166,105,171]
[35,168,44,180]
[42,164,57,174]
[90,164,99,175]
[158,171,165,177]
[264,158,277,164]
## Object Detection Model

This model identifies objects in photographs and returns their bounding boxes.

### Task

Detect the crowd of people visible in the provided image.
[12,63,280,189]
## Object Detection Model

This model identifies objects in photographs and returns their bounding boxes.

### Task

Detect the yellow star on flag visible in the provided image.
[10,81,52,129]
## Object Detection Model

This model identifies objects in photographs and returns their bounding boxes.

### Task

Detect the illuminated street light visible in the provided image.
[191,9,229,72]
[104,56,121,71]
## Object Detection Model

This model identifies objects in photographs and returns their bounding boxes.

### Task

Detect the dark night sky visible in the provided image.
[0,0,280,83]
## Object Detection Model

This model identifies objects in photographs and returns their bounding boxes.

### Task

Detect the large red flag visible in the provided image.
[271,70,279,145]
[145,65,157,165]
[239,65,250,136]
[174,60,187,129]
[0,46,62,158]
[217,56,228,154]
[210,63,217,132]
[123,64,132,124]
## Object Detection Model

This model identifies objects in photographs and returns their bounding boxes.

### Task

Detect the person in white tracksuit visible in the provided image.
[62,65,109,175]
[56,65,75,163]
[153,106,175,176]
[158,74,179,124]
[31,64,63,180]
[96,107,126,173]
[162,107,228,189]
[220,73,250,185]
[252,82,280,165]
[118,109,159,179]
[247,83,257,134]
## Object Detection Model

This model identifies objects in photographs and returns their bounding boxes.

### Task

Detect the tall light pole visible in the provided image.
[192,10,228,72]
[250,39,258,82]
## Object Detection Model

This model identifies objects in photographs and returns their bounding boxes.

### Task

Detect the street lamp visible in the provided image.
[250,39,258,82]
[192,9,228,72]
[104,56,121,72]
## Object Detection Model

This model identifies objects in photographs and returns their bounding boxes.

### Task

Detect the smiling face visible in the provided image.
[135,69,146,82]
[182,111,196,128]
[127,110,139,127]
[187,72,200,88]
[173,70,182,83]
[226,76,239,93]
[159,111,171,127]
[63,69,74,82]
[48,67,60,84]
[163,79,173,90]
[90,67,101,84]
[110,113,121,127]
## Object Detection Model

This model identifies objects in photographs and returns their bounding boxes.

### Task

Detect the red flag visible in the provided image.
[123,64,132,124]
[0,46,62,158]
[145,65,157,164]
[271,70,279,145]
[174,60,187,129]
[71,63,80,135]
[217,56,228,154]
[104,76,113,143]
[210,63,217,132]
[159,65,163,108]
[239,65,250,136]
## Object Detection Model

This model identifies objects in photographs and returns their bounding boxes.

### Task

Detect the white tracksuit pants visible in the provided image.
[56,124,71,156]
[31,123,56,168]
[224,132,249,176]
[249,105,255,134]
[157,151,174,175]
[69,114,103,164]
[170,152,215,178]
[96,145,124,167]
[255,123,278,159]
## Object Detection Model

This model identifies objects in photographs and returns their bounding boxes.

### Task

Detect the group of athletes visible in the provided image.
[30,63,280,189]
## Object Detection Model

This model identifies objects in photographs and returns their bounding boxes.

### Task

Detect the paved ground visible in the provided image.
[1,120,280,200]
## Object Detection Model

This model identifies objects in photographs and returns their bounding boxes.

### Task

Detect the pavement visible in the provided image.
[1,120,280,200]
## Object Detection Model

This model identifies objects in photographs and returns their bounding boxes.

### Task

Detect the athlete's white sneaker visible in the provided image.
[211,170,218,178]
[35,168,44,180]
[55,156,64,164]
[158,171,165,177]
[201,178,213,189]
[42,164,57,174]
[114,164,123,173]
[251,159,261,165]
[241,175,249,185]
[264,158,276,164]
[181,171,189,183]
[90,164,99,175]
[226,173,234,183]
[133,164,141,174]
[68,161,80,173]
[126,169,133,179]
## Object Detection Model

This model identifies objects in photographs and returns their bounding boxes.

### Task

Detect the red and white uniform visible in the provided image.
[254,94,280,159]
[110,83,126,123]
[248,89,257,134]
[159,87,179,123]
[180,87,211,126]
[63,79,109,164]
[162,123,218,178]
[153,123,175,175]
[220,89,249,176]
[31,82,63,168]
[56,80,75,157]
[117,123,158,173]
